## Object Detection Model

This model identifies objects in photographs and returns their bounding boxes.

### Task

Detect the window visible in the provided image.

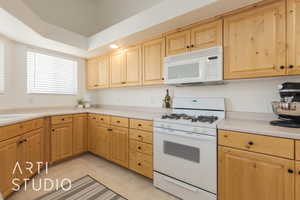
[0,42,4,93]
[27,51,78,95]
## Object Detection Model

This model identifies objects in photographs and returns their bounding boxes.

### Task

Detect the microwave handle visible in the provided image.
[163,176,198,192]
[154,128,215,141]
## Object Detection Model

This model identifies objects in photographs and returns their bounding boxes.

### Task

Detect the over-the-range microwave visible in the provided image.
[164,46,223,85]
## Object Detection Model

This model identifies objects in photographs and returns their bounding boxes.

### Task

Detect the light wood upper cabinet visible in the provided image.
[110,126,129,168]
[287,0,300,75]
[218,146,295,200]
[123,45,142,86]
[166,30,190,56]
[143,38,165,85]
[224,1,287,79]
[73,114,87,155]
[296,162,300,200]
[166,20,223,56]
[0,137,18,198]
[87,57,99,90]
[110,50,125,88]
[190,20,223,51]
[51,123,73,162]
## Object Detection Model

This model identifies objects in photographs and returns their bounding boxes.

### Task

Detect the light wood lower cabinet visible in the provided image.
[51,123,73,162]
[73,114,88,155]
[94,125,110,160]
[88,115,97,154]
[296,162,300,200]
[0,137,19,198]
[218,146,295,200]
[110,126,129,168]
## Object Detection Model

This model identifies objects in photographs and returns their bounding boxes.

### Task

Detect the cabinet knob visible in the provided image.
[116,121,120,123]
[288,169,294,174]
[138,163,141,166]
[162,77,164,80]
[101,118,104,121]
[52,129,55,132]
[138,124,142,127]
[138,135,142,138]
[298,171,300,175]
[248,141,254,146]
[138,146,142,150]
[280,66,285,70]
[190,44,194,48]
[289,65,294,69]
[62,118,65,121]
[107,128,113,131]
[186,45,190,49]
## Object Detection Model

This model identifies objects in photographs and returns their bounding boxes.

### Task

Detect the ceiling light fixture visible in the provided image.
[110,44,119,49]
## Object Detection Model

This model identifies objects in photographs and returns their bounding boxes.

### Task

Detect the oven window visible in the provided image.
[163,141,200,163]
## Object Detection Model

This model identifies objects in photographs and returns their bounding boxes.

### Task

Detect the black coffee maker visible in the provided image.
[270,82,300,128]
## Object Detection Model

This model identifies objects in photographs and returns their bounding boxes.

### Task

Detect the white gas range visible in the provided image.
[153,97,225,200]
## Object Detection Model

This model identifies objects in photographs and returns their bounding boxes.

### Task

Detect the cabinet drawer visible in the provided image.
[96,114,110,125]
[218,130,294,159]
[129,129,152,144]
[130,119,153,132]
[0,118,43,142]
[130,140,152,155]
[296,141,300,161]
[51,115,73,125]
[129,151,153,179]
[110,116,128,128]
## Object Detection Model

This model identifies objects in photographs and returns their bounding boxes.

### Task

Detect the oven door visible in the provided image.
[154,127,216,193]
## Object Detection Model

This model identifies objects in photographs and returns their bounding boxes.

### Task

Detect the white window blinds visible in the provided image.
[27,51,78,95]
[0,42,4,93]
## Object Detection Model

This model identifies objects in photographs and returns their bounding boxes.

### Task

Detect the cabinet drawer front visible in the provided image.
[218,130,294,159]
[130,140,152,155]
[129,151,153,179]
[51,115,73,125]
[96,115,110,125]
[129,129,152,144]
[0,119,43,142]
[130,119,153,132]
[110,116,128,128]
[296,141,300,161]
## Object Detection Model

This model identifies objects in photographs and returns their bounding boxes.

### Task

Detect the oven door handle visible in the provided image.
[154,128,215,141]
[163,176,197,192]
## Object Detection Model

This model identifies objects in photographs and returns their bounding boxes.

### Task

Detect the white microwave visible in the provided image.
[164,46,223,85]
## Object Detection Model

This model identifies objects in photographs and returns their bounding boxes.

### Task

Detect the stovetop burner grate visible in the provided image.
[161,113,218,124]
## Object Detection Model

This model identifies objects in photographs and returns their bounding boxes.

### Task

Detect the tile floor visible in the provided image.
[8,154,178,200]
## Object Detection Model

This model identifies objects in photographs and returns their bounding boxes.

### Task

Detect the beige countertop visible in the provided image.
[0,106,169,127]
[218,112,300,140]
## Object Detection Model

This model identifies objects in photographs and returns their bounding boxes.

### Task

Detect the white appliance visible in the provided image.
[164,46,223,85]
[153,97,225,200]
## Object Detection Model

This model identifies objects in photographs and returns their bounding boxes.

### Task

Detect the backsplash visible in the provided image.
[96,76,300,113]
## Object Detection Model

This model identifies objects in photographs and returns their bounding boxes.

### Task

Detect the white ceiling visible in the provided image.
[21,0,163,37]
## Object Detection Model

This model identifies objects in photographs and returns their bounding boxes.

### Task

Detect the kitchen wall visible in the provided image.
[96,76,300,113]
[0,35,94,110]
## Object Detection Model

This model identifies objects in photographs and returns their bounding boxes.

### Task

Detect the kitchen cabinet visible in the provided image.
[296,140,300,161]
[218,146,294,200]
[110,126,129,168]
[87,57,99,90]
[87,56,110,90]
[110,50,125,88]
[287,0,300,75]
[123,45,142,86]
[296,162,300,200]
[51,123,73,162]
[0,137,19,198]
[94,125,110,159]
[142,38,165,85]
[166,20,222,56]
[88,115,97,154]
[73,114,88,155]
[224,1,286,79]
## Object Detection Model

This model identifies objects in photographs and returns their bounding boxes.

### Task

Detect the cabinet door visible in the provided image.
[0,137,19,198]
[23,129,42,178]
[51,123,73,162]
[123,45,142,86]
[86,57,99,90]
[88,116,97,154]
[110,126,128,168]
[142,38,165,85]
[190,20,222,51]
[218,146,294,200]
[73,115,88,155]
[110,51,125,88]
[166,30,190,56]
[95,125,110,159]
[287,0,300,75]
[224,1,286,80]
[296,161,300,200]
[97,55,110,88]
